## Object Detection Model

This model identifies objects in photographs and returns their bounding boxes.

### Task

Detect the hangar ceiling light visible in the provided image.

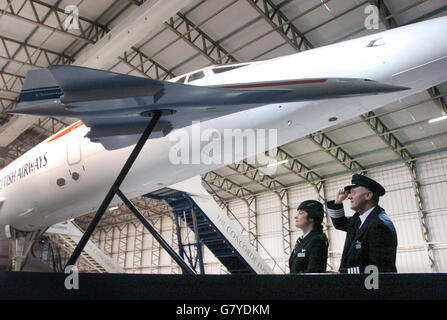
[428,115,447,123]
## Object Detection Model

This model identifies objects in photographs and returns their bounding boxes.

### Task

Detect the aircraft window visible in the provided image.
[176,76,186,84]
[212,65,247,74]
[188,71,205,82]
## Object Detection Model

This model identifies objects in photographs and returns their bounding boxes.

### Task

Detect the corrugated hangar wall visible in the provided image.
[91,151,447,274]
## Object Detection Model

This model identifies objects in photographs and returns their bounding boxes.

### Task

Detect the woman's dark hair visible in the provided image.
[310,215,328,244]
[312,216,324,235]
[303,212,328,251]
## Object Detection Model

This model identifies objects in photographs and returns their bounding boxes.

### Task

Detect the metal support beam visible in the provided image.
[170,216,180,274]
[34,117,70,136]
[273,146,323,183]
[270,147,334,269]
[361,111,436,272]
[227,160,287,195]
[202,170,255,200]
[361,112,414,162]
[173,208,205,274]
[118,47,177,80]
[277,189,291,265]
[0,0,191,156]
[117,224,129,269]
[74,197,172,230]
[428,86,447,115]
[0,115,40,149]
[1,0,67,81]
[132,223,144,272]
[0,97,16,112]
[224,0,331,61]
[221,147,332,270]
[328,0,427,44]
[247,0,313,51]
[244,196,258,249]
[114,188,196,275]
[226,158,294,266]
[0,71,25,97]
[216,146,327,202]
[174,214,186,267]
[126,0,146,6]
[0,1,85,152]
[103,227,114,260]
[308,132,366,174]
[209,148,323,203]
[0,0,105,44]
[0,35,74,68]
[65,111,162,268]
[407,162,436,272]
[310,180,334,271]
[0,0,99,151]
[369,0,446,118]
[150,216,162,273]
[163,6,345,266]
[405,4,447,25]
[165,12,238,65]
[75,0,194,69]
[368,0,399,29]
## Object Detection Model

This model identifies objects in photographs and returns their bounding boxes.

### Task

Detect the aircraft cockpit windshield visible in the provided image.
[187,71,205,82]
[211,64,248,74]
[173,63,251,84]
[175,76,186,84]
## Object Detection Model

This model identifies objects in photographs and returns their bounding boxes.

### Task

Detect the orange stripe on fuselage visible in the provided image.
[47,121,84,143]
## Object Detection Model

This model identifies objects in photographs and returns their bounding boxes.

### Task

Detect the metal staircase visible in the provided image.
[146,188,255,274]
[56,233,106,273]
[146,175,276,274]
[46,221,124,273]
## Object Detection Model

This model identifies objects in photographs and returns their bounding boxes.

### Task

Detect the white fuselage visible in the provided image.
[1,17,447,238]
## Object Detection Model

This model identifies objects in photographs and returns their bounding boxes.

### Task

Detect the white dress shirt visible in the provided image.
[358,206,375,228]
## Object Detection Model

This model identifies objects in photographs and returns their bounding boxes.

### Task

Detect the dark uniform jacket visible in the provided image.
[327,201,397,273]
[289,230,328,274]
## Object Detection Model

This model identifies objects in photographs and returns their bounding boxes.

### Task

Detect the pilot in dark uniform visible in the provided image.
[289,200,328,274]
[327,174,398,273]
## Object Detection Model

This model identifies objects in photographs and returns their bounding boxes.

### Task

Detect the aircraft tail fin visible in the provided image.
[17,65,165,105]
[47,65,164,103]
[18,68,63,103]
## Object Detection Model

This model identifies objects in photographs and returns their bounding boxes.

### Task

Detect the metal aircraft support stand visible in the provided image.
[65,111,196,275]
[173,211,205,274]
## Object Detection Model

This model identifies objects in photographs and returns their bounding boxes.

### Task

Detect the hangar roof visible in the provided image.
[1,0,446,228]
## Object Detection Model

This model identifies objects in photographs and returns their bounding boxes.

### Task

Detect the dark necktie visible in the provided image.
[350,216,361,243]
[294,236,303,252]
[353,216,361,231]
[340,216,361,268]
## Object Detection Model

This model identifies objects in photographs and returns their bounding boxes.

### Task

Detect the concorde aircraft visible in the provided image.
[1,16,447,271]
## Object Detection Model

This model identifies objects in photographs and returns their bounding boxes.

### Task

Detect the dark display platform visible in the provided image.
[1,271,446,300]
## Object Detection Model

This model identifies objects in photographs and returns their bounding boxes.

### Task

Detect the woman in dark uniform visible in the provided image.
[289,200,328,274]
